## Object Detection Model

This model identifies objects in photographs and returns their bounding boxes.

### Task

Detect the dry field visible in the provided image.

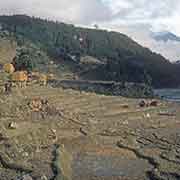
[0,84,179,180]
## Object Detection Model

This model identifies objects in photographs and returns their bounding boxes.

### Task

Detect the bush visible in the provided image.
[13,47,36,72]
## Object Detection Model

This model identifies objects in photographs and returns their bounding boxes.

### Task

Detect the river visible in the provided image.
[154,89,180,102]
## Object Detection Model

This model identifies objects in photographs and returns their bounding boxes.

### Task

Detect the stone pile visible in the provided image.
[28,98,63,119]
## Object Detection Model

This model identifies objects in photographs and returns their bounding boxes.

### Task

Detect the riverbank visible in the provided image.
[154,88,180,102]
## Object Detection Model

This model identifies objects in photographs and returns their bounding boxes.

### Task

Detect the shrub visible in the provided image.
[13,47,36,72]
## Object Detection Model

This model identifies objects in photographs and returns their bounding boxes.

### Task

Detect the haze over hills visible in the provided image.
[0,15,179,88]
[149,31,180,61]
[150,31,180,62]
[151,31,180,42]
[118,26,180,62]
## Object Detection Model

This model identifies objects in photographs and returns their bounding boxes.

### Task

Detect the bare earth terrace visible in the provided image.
[0,85,179,180]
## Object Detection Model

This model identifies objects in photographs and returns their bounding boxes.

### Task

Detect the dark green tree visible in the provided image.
[13,48,36,72]
[143,70,152,86]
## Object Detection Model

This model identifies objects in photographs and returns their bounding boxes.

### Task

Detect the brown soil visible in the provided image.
[0,85,180,180]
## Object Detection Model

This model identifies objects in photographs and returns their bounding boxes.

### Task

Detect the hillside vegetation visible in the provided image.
[0,15,179,88]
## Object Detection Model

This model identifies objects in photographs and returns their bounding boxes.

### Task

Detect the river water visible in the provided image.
[154,89,180,102]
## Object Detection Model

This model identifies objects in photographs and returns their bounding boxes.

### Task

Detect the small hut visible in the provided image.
[39,74,47,86]
[47,73,55,81]
[3,63,15,74]
[11,71,28,87]
[28,71,40,83]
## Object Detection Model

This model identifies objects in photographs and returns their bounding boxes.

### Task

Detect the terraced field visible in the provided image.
[0,38,16,65]
[0,84,180,180]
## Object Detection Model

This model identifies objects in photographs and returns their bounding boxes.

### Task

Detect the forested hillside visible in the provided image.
[0,15,179,88]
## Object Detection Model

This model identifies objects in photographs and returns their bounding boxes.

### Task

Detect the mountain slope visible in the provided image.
[0,15,179,88]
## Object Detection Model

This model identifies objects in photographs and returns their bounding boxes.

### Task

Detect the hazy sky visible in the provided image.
[0,0,180,61]
[0,0,179,34]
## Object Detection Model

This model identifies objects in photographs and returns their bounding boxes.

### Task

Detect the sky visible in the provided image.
[0,0,180,61]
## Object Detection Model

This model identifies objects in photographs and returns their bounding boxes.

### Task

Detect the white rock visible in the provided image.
[8,122,18,129]
[23,152,29,157]
[146,113,151,118]
[40,175,48,180]
[123,120,129,125]
[22,174,33,180]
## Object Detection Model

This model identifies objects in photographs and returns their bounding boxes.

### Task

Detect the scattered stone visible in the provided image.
[41,99,49,105]
[51,129,56,134]
[22,152,29,157]
[40,175,48,180]
[79,127,88,136]
[49,129,57,142]
[50,61,54,65]
[18,148,24,153]
[89,113,95,117]
[4,82,12,94]
[146,113,151,118]
[139,100,146,107]
[121,104,129,108]
[139,100,159,108]
[28,98,44,112]
[123,120,129,125]
[28,98,63,119]
[159,111,176,116]
[150,100,158,107]
[21,174,33,180]
[8,122,18,129]
[0,132,8,141]
[150,125,159,129]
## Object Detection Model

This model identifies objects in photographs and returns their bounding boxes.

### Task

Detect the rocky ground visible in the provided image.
[0,84,180,180]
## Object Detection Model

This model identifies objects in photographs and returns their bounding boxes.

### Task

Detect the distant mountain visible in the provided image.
[174,60,180,65]
[151,31,180,42]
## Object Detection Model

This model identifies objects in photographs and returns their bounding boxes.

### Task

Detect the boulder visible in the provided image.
[40,175,48,180]
[150,100,158,107]
[139,100,146,107]
[121,104,129,108]
[21,174,33,180]
[8,122,18,129]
